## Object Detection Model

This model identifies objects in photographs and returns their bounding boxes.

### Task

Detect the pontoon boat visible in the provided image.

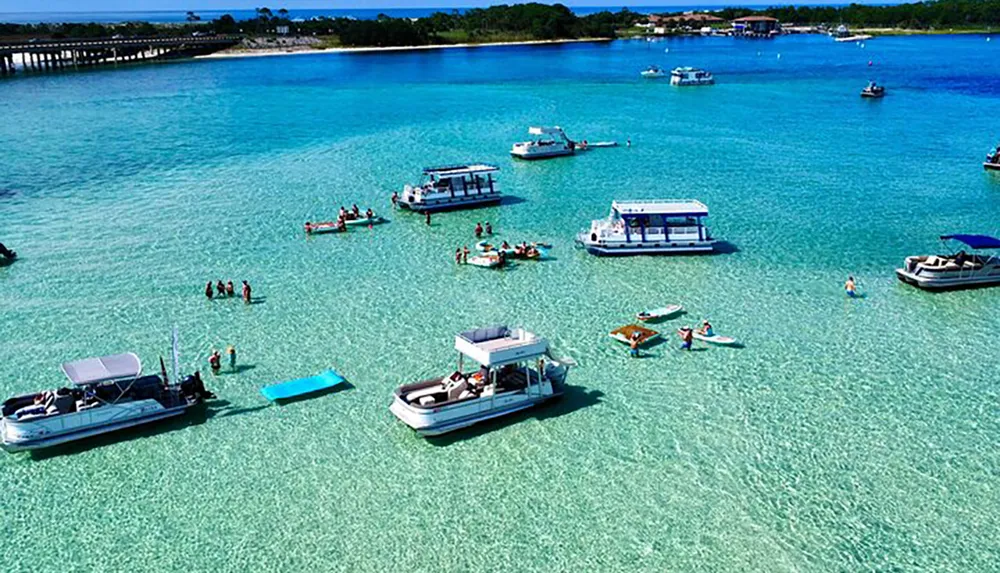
[1,341,214,452]
[671,67,714,86]
[896,234,1000,291]
[389,326,572,436]
[510,126,575,160]
[397,164,501,213]
[577,200,716,256]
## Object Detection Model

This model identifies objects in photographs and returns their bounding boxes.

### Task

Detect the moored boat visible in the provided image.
[389,326,573,436]
[1,336,214,452]
[896,234,1000,291]
[636,305,683,322]
[510,126,575,160]
[640,66,666,79]
[577,199,717,256]
[670,67,714,86]
[861,81,885,98]
[984,144,1000,170]
[398,164,501,213]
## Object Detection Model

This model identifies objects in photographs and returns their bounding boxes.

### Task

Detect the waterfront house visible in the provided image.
[732,16,781,36]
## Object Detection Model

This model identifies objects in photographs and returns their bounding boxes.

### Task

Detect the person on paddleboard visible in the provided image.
[699,320,713,337]
[845,276,857,298]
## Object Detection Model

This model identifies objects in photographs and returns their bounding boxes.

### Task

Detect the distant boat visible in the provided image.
[640,65,666,79]
[670,67,714,86]
[861,81,885,98]
[636,305,683,322]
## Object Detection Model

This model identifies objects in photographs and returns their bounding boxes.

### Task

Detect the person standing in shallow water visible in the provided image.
[226,345,236,372]
[845,276,857,298]
[216,280,225,297]
[425,211,431,226]
[226,281,235,297]
[474,222,483,239]
[205,282,214,300]
[242,280,252,304]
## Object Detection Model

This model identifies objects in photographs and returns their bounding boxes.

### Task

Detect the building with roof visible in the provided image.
[732,16,781,36]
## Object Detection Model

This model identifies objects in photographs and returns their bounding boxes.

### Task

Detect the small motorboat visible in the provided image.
[984,145,1000,171]
[511,126,575,160]
[343,214,384,226]
[609,324,660,346]
[861,81,885,98]
[641,66,666,79]
[691,331,738,346]
[636,305,683,322]
[304,221,345,234]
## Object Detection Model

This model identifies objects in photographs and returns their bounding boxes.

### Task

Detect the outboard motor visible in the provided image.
[180,372,216,401]
[0,243,15,261]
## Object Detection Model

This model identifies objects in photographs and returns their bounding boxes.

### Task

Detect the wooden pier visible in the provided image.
[0,35,241,77]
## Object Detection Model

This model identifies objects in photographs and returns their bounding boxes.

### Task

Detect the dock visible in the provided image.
[0,35,241,77]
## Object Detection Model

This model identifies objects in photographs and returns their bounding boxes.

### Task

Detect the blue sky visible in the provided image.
[0,0,776,12]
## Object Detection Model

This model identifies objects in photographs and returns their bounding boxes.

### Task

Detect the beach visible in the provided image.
[194,37,613,60]
[1,34,999,571]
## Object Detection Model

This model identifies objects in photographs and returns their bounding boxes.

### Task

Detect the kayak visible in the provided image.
[609,324,660,346]
[304,221,344,234]
[344,215,383,226]
[691,332,738,346]
[636,304,683,322]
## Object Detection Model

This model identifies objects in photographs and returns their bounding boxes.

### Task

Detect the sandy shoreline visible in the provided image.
[195,37,612,60]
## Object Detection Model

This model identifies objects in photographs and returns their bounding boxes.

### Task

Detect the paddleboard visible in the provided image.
[344,215,383,226]
[691,332,737,346]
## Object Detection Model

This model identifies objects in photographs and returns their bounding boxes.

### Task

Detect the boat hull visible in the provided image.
[1,400,192,452]
[510,149,574,160]
[581,240,715,256]
[398,195,502,213]
[390,390,560,436]
[895,268,1000,291]
[984,162,1000,171]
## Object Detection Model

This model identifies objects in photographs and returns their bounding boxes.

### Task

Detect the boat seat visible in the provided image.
[419,396,436,406]
[447,380,468,401]
[406,386,441,403]
[458,390,474,400]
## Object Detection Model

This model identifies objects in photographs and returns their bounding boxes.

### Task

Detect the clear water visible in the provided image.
[2,35,999,571]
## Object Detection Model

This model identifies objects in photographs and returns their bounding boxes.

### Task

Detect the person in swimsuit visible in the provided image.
[216,280,226,297]
[209,350,221,374]
[629,331,641,358]
[242,280,252,304]
[699,320,713,337]
[474,222,483,239]
[205,282,214,300]
[226,345,236,371]
[391,191,399,206]
[485,222,492,235]
[845,276,857,298]
[226,281,235,297]
[679,326,693,351]
[462,246,469,264]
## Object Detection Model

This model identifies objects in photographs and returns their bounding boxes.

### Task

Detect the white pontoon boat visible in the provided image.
[577,200,716,256]
[398,164,501,213]
[896,234,1000,291]
[1,335,213,452]
[389,326,572,436]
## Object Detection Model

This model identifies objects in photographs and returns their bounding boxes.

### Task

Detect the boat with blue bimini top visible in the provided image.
[896,234,1000,291]
[389,326,573,436]
[1,333,214,452]
[397,164,501,213]
[577,199,716,256]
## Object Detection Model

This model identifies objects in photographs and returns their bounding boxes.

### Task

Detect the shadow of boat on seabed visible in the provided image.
[424,383,605,447]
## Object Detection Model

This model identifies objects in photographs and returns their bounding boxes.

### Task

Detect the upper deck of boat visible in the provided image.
[612,199,709,218]
[423,164,500,178]
[455,326,548,367]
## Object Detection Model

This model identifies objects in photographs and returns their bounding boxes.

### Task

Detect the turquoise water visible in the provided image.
[2,34,1000,571]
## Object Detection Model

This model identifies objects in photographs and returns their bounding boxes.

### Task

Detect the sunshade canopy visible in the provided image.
[62,353,142,386]
[940,234,1000,249]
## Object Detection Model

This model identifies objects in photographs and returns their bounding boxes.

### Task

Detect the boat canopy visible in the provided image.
[612,199,709,217]
[456,325,548,367]
[941,234,1000,249]
[528,126,566,137]
[61,353,142,386]
[422,164,499,177]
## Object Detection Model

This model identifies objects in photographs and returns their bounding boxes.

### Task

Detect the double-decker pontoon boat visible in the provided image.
[397,164,501,213]
[577,200,716,256]
[390,326,573,436]
[896,234,1000,291]
[1,333,214,452]
[510,126,575,160]
[670,67,714,86]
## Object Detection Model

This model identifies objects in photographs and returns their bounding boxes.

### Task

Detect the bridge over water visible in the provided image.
[0,35,241,76]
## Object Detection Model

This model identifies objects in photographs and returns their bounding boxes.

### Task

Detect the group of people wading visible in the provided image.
[205,279,252,304]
